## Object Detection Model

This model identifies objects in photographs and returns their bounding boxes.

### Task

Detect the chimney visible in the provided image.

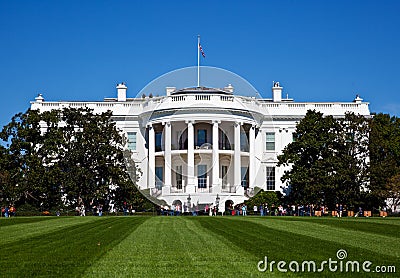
[223,84,234,93]
[35,94,44,102]
[117,82,127,102]
[272,81,282,102]
[166,87,176,96]
[353,94,363,103]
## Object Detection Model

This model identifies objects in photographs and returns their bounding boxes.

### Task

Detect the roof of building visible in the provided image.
[171,86,233,95]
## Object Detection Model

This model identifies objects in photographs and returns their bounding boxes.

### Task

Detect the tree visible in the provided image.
[278,110,339,207]
[0,108,145,211]
[384,174,400,212]
[245,190,281,209]
[50,107,143,211]
[333,113,370,209]
[0,109,45,207]
[369,113,400,209]
[278,110,370,209]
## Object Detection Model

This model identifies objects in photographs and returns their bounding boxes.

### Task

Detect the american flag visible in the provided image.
[199,44,205,58]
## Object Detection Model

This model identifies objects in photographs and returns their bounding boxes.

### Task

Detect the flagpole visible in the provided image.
[197,35,200,87]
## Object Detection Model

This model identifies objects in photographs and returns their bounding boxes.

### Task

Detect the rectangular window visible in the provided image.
[292,132,298,142]
[266,167,275,191]
[155,167,163,189]
[240,132,249,151]
[219,131,230,150]
[155,132,162,152]
[221,165,228,189]
[266,132,275,151]
[241,167,248,189]
[127,132,136,150]
[197,129,207,146]
[176,165,183,190]
[197,165,207,188]
[178,131,187,150]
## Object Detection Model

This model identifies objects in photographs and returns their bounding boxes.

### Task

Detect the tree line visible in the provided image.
[0,108,152,213]
[277,110,400,211]
[1,108,399,214]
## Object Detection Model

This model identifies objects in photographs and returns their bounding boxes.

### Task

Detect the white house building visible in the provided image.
[30,68,370,211]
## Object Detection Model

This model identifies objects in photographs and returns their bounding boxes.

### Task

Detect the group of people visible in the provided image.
[244,203,370,217]
[247,204,327,217]
[76,203,104,216]
[159,203,221,216]
[160,204,183,216]
[1,205,16,217]
[228,204,248,216]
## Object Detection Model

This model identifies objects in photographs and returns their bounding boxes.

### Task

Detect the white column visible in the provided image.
[148,124,155,188]
[187,120,195,193]
[212,121,220,191]
[234,122,241,188]
[164,121,172,187]
[249,124,255,188]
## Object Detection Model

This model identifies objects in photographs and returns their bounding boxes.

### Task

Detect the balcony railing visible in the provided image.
[195,143,212,150]
[196,186,211,193]
[170,186,184,193]
[221,185,237,193]
[160,143,245,151]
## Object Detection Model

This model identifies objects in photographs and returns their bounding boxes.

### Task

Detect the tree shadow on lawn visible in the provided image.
[0,217,148,277]
[0,216,53,227]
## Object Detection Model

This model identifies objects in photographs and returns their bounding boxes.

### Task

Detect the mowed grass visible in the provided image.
[0,216,399,277]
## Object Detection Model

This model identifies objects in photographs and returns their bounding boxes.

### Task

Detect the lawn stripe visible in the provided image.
[84,217,268,278]
[0,216,98,245]
[195,217,398,277]
[246,217,400,258]
[267,217,400,238]
[0,216,53,227]
[0,217,147,277]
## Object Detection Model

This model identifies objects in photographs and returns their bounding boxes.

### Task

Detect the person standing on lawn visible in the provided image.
[339,204,343,218]
[4,206,9,218]
[260,204,264,216]
[80,203,86,216]
[242,204,247,216]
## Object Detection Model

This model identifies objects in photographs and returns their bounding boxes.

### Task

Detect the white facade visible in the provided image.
[31,80,370,211]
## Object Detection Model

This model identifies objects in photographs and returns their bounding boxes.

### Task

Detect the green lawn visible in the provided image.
[0,216,398,277]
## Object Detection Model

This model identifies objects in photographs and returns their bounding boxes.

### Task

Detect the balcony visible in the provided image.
[196,186,211,193]
[170,180,185,193]
[170,186,184,193]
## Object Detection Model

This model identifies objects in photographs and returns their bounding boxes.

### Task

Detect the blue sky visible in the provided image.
[1,0,399,127]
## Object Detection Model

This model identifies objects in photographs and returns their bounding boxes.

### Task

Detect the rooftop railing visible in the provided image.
[32,94,370,117]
